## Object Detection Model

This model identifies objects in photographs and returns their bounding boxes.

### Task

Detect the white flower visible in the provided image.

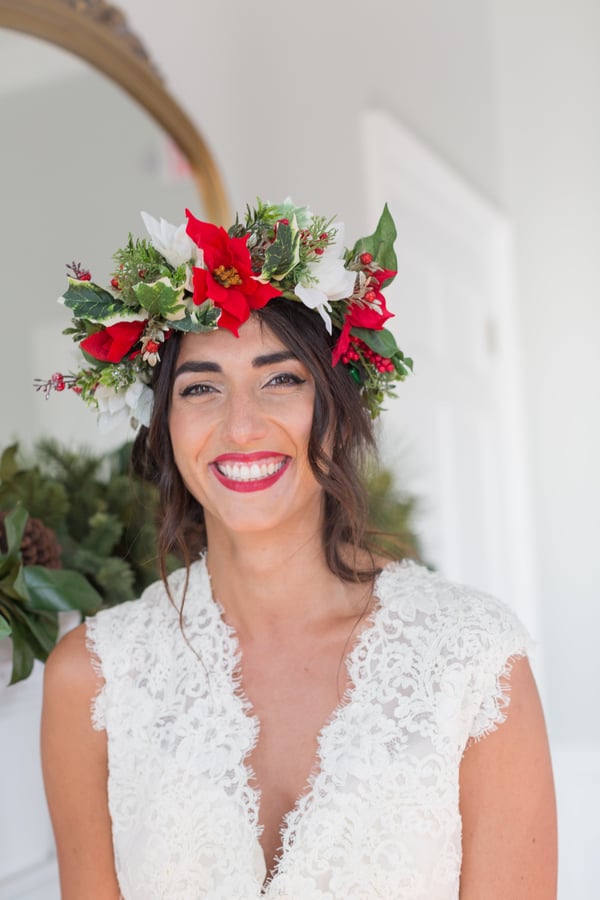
[141,211,197,268]
[293,285,334,333]
[96,380,154,432]
[295,223,356,333]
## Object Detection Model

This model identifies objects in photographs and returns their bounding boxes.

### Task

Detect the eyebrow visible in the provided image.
[173,351,299,380]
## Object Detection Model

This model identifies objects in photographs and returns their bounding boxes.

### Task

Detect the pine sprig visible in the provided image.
[111,236,169,305]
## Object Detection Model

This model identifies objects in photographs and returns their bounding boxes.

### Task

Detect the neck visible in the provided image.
[203,522,365,639]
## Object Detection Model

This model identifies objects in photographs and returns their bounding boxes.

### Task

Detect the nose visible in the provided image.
[221,389,268,446]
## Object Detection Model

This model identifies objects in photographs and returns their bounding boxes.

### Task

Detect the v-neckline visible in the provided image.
[202,560,390,892]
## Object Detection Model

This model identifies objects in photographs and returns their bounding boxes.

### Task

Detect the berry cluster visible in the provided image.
[35,373,82,398]
[341,336,395,373]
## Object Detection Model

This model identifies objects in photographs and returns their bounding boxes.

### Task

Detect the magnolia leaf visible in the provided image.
[0,557,26,597]
[351,204,397,281]
[170,301,220,333]
[8,617,35,684]
[22,566,102,615]
[0,613,11,639]
[19,609,58,657]
[351,326,399,358]
[261,222,300,281]
[62,279,124,322]
[132,280,185,318]
[4,506,28,555]
[0,444,20,482]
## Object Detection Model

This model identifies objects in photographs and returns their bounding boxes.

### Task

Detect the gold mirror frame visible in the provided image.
[0,0,230,223]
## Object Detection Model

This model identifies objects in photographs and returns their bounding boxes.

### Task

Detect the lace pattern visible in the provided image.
[86,559,530,899]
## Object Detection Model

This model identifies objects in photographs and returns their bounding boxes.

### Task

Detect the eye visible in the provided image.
[266,372,306,388]
[179,382,217,398]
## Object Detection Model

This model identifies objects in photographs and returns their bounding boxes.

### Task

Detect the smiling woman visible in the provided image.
[40,199,556,899]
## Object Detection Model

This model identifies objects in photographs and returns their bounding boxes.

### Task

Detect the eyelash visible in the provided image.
[179,383,215,397]
[267,373,306,388]
[178,373,305,398]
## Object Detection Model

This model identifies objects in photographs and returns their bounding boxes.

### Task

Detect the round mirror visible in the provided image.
[0,1,229,452]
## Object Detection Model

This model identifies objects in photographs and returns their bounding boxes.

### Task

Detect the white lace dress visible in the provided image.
[86,557,530,900]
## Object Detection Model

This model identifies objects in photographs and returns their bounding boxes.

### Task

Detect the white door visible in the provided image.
[362,110,538,635]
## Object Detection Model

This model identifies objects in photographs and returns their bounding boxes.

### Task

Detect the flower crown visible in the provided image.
[36,199,412,428]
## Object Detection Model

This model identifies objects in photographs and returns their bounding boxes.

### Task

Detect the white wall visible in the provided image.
[490,0,600,746]
[118,0,500,227]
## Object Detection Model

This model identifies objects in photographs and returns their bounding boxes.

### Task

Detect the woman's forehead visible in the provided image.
[176,317,290,364]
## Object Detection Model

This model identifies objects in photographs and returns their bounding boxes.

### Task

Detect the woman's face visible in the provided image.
[168,316,321,541]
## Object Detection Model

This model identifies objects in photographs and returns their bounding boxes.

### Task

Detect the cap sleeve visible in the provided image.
[465,594,533,741]
[85,612,107,732]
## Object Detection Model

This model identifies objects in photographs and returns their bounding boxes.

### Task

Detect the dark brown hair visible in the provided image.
[132,297,381,584]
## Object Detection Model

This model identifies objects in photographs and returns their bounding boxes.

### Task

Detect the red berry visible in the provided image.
[111,277,120,289]
[138,269,146,278]
[79,271,91,281]
[71,385,83,394]
[365,290,376,302]
[314,248,324,255]
[146,340,160,353]
[320,232,328,240]
[360,252,373,265]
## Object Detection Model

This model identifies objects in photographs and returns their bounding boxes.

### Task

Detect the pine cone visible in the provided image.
[0,511,63,569]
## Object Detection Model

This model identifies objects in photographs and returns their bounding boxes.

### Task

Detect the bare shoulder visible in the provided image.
[459,656,557,899]
[44,620,100,700]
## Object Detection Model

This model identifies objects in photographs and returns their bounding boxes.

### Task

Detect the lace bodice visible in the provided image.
[86,558,530,900]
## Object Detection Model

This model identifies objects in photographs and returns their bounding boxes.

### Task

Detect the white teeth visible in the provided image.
[216,458,286,482]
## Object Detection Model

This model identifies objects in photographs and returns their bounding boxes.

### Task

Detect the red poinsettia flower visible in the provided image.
[370,267,397,296]
[80,320,146,363]
[332,298,395,366]
[185,210,282,336]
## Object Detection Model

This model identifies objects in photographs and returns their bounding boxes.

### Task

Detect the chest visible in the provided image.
[102,582,474,898]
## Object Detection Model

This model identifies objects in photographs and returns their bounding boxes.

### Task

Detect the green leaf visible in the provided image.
[351,326,399,358]
[261,221,300,281]
[0,613,11,639]
[0,444,20,482]
[0,557,26,596]
[170,301,221,333]
[8,618,35,684]
[62,279,124,322]
[3,505,28,554]
[351,204,397,281]
[22,566,102,615]
[132,279,185,318]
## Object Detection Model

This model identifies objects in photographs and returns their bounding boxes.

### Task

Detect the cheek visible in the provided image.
[168,408,206,472]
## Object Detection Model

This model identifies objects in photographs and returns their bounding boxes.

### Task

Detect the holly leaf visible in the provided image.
[170,301,221,333]
[351,326,399,358]
[62,279,124,322]
[351,204,397,282]
[22,566,102,615]
[132,280,186,318]
[261,221,300,281]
